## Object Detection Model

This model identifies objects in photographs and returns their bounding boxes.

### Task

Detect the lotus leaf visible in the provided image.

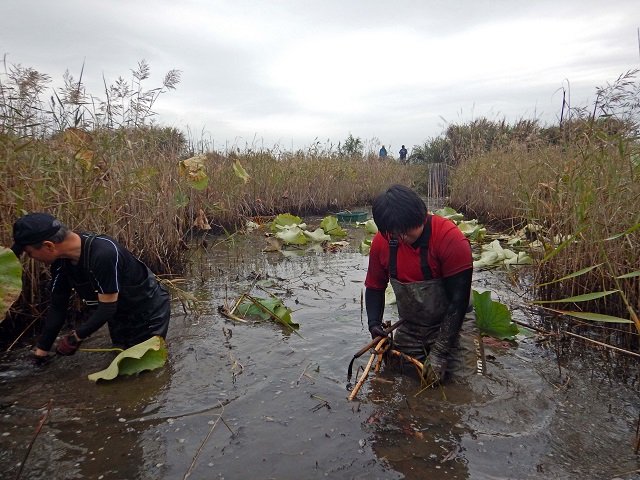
[87,336,167,382]
[434,207,464,222]
[472,290,519,340]
[179,155,209,190]
[303,228,331,242]
[359,238,372,256]
[270,213,303,232]
[232,159,250,183]
[275,225,308,245]
[320,216,347,237]
[237,295,299,331]
[0,248,23,322]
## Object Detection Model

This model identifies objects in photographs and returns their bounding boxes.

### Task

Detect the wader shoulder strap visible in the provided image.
[388,216,433,280]
[419,215,433,280]
[82,233,98,272]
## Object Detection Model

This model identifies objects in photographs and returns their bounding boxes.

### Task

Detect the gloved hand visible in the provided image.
[424,345,448,385]
[56,333,81,356]
[369,324,387,339]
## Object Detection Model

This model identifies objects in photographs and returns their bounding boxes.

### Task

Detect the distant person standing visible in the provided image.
[379,145,387,159]
[399,145,408,164]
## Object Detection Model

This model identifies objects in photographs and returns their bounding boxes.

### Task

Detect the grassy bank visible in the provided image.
[446,111,639,339]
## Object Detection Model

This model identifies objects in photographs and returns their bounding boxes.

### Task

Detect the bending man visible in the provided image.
[11,213,171,360]
[365,185,473,382]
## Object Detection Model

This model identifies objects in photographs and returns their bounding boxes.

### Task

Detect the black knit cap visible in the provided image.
[11,213,61,256]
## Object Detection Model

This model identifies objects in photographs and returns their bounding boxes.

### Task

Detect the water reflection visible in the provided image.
[1,221,638,479]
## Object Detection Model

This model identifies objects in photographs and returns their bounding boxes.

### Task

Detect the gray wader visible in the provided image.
[70,235,171,349]
[389,217,476,378]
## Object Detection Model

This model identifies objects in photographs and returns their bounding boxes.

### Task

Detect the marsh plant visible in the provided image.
[0,59,413,342]
[448,70,640,344]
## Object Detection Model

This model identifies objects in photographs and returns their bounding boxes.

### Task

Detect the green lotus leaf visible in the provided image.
[87,336,168,382]
[303,228,331,242]
[473,290,519,340]
[434,207,464,222]
[0,247,23,322]
[320,216,347,237]
[237,295,299,331]
[270,213,303,232]
[275,225,308,245]
[359,238,372,256]
[363,219,378,234]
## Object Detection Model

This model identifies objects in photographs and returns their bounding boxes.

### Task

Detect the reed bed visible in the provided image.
[449,126,639,339]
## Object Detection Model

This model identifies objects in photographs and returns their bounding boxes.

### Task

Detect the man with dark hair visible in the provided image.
[11,213,171,362]
[364,185,473,382]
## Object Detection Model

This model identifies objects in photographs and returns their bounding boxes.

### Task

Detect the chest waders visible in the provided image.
[67,235,171,348]
[390,216,449,361]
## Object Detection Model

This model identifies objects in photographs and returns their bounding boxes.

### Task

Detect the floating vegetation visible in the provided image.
[0,248,22,321]
[87,336,168,382]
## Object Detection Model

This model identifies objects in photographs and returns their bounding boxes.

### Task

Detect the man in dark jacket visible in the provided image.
[11,213,171,360]
[364,185,473,382]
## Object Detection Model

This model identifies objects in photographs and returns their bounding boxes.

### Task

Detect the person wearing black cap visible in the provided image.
[11,213,171,361]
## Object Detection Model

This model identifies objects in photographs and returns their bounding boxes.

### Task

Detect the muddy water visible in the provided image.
[1,220,639,480]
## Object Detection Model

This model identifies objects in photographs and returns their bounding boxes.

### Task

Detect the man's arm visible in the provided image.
[428,268,472,371]
[35,264,71,355]
[74,292,118,339]
[365,287,386,338]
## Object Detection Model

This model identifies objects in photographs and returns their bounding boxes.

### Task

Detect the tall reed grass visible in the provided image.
[448,72,640,342]
[0,60,414,343]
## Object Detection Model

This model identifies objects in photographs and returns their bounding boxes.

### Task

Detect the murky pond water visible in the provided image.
[1,218,639,480]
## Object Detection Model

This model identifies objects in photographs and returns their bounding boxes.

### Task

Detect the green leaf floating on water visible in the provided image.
[237,295,300,333]
[434,206,464,222]
[472,289,519,340]
[303,228,332,242]
[87,336,168,382]
[320,216,347,237]
[0,247,23,322]
[275,225,308,245]
[270,213,303,232]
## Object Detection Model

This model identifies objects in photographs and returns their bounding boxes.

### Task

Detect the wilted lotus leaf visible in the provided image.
[0,248,23,322]
[63,127,93,148]
[179,155,209,190]
[87,336,168,382]
[232,159,251,183]
[74,148,95,171]
[193,209,211,230]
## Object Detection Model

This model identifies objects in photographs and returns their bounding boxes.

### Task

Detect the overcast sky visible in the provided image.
[3,1,639,153]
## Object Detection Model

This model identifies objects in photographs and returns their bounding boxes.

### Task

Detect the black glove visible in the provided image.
[424,344,448,384]
[56,333,81,356]
[369,324,387,339]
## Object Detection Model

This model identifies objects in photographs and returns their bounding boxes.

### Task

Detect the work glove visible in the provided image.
[424,344,448,385]
[56,333,81,356]
[369,324,387,339]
